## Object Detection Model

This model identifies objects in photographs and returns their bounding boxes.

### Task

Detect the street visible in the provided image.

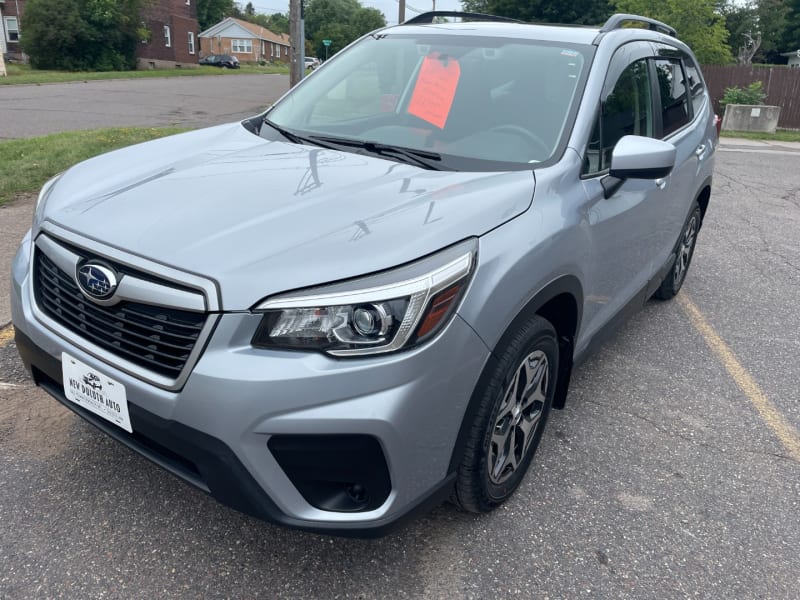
[0,74,290,139]
[1,76,799,598]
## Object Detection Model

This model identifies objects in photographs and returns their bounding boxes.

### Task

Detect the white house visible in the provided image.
[781,49,800,68]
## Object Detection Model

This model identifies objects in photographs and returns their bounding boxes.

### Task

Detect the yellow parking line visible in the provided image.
[678,293,800,463]
[0,324,14,347]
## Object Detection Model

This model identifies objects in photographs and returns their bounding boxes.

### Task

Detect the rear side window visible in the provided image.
[683,60,706,116]
[654,59,690,137]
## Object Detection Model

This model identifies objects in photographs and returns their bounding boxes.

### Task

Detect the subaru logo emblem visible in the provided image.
[76,263,118,300]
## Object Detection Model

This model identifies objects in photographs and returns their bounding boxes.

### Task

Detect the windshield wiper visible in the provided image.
[262,124,444,170]
[261,119,338,150]
[308,135,444,171]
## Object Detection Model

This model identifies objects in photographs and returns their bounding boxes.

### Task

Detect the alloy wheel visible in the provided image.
[488,350,549,484]
[674,214,698,287]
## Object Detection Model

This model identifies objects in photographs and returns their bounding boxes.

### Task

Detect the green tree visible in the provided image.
[461,0,613,25]
[718,0,757,57]
[757,0,789,62]
[196,0,236,31]
[353,7,387,34]
[782,0,800,56]
[21,0,148,70]
[305,0,387,59]
[613,0,732,64]
[716,1,788,64]
[266,13,290,35]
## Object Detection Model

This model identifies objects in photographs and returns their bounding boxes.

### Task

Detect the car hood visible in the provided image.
[41,123,535,310]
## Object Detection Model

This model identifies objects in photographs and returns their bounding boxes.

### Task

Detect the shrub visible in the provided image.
[720,81,767,106]
[21,0,146,71]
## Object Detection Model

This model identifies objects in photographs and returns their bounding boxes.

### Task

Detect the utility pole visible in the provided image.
[0,2,5,77]
[289,0,303,87]
[398,0,405,24]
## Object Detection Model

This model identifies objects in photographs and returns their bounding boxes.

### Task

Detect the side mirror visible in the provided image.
[601,135,677,199]
[609,135,676,180]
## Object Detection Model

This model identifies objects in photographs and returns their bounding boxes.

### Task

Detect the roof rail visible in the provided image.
[599,13,677,38]
[403,11,524,25]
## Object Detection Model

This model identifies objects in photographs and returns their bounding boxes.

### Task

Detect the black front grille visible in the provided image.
[33,249,206,379]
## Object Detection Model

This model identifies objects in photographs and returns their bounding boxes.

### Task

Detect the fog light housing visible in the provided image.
[268,434,392,512]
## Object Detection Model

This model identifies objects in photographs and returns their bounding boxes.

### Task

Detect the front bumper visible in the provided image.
[11,232,491,535]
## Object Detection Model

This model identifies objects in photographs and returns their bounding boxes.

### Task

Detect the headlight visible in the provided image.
[252,239,477,356]
[33,173,63,224]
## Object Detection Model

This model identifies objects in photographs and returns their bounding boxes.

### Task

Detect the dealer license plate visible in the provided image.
[62,353,132,433]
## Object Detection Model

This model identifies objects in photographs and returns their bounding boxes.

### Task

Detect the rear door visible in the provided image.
[650,47,713,271]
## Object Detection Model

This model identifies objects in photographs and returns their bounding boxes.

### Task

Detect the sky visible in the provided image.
[249,0,465,26]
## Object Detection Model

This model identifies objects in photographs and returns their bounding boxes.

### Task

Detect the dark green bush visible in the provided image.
[21,0,146,71]
[720,81,768,106]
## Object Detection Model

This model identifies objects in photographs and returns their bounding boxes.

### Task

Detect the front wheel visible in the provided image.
[453,316,558,513]
[654,202,702,300]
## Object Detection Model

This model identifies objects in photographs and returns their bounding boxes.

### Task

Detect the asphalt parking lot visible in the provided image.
[1,78,799,598]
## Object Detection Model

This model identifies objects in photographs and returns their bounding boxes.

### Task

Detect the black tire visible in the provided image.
[453,316,558,513]
[653,202,702,301]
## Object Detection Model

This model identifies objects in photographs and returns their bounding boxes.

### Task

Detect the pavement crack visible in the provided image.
[582,398,798,465]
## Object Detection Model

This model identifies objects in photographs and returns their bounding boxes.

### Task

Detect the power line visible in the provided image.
[395,0,423,14]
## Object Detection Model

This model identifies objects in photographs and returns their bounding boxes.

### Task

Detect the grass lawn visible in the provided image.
[721,129,800,143]
[0,127,189,206]
[0,62,290,85]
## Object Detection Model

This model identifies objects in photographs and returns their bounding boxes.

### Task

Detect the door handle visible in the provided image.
[655,178,667,189]
[695,144,706,157]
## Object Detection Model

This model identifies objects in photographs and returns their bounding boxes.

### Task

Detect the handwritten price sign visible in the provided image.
[407,54,461,129]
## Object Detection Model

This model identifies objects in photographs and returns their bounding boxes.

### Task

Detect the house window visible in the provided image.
[4,17,20,43]
[231,39,252,53]
[164,25,171,48]
[284,46,288,57]
[188,32,195,55]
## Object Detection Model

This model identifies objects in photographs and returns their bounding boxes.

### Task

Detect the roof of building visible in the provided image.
[199,17,290,46]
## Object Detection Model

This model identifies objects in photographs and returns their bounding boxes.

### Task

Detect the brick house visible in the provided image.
[0,0,25,61]
[137,0,200,69]
[0,0,198,68]
[199,17,290,64]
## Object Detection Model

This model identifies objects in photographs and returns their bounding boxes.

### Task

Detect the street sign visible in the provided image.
[323,39,332,47]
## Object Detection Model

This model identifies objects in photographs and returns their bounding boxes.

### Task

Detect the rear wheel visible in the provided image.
[654,202,701,300]
[453,316,558,513]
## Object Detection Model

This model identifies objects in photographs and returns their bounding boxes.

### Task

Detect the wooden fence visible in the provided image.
[701,65,800,130]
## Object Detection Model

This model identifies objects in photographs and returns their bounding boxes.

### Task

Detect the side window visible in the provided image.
[584,58,653,175]
[683,59,706,116]
[654,59,690,137]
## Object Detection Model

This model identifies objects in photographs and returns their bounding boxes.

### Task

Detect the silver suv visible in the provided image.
[11,12,715,535]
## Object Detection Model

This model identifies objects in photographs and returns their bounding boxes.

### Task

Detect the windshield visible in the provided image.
[265,32,592,171]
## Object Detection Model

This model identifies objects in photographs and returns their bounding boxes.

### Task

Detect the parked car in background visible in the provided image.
[304,56,321,70]
[12,11,716,536]
[199,54,240,69]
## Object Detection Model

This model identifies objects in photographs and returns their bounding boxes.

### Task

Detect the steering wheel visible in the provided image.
[488,125,551,161]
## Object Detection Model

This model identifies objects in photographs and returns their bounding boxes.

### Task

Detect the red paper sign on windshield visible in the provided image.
[407,54,461,129]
